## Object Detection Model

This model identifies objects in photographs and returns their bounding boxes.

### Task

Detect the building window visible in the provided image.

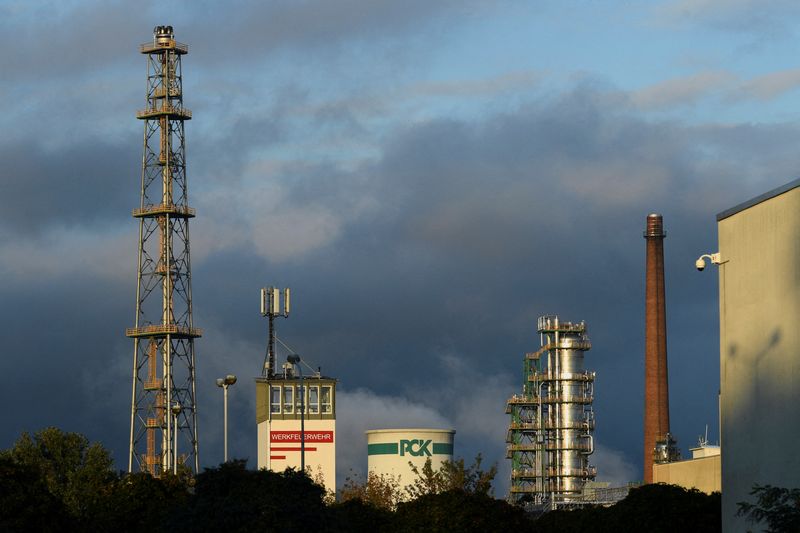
[308,386,319,414]
[271,386,281,413]
[296,385,306,413]
[283,386,294,414]
[321,386,332,414]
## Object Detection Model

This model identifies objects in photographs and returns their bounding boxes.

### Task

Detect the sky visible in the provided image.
[2,0,800,495]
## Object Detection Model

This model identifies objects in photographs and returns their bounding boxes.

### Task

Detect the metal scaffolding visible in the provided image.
[127,26,200,476]
[506,315,596,508]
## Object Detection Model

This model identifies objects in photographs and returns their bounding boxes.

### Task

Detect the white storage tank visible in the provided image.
[366,428,455,489]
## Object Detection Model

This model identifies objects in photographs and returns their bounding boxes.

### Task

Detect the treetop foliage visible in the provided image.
[339,454,498,511]
[737,484,800,533]
[0,427,727,532]
[405,454,497,499]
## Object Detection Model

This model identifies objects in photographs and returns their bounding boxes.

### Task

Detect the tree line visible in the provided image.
[0,427,731,532]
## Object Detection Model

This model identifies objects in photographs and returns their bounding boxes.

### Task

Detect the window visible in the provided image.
[296,385,306,413]
[283,386,294,414]
[321,386,332,414]
[271,386,281,413]
[308,386,319,414]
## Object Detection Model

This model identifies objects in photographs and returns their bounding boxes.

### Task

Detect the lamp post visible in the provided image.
[216,374,237,463]
[287,354,305,474]
[171,402,182,474]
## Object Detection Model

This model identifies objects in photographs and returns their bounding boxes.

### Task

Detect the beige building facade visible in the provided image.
[652,446,720,494]
[716,180,800,532]
[256,375,336,493]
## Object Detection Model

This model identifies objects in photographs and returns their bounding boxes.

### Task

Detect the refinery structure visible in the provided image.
[109,27,715,506]
[506,315,596,508]
[126,26,200,475]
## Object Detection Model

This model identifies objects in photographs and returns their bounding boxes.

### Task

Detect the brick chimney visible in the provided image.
[643,213,671,483]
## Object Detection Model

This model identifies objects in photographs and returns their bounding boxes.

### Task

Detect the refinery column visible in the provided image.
[643,214,677,483]
[127,26,201,476]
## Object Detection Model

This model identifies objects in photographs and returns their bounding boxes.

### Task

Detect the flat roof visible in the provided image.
[717,177,800,221]
[254,375,337,382]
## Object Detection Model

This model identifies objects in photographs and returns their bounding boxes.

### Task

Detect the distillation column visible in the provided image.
[127,26,201,476]
[507,315,596,507]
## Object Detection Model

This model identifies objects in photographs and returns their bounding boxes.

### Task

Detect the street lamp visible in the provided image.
[286,354,305,474]
[171,402,182,474]
[216,374,237,462]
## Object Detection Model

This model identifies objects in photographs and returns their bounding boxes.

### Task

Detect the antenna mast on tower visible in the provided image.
[127,26,200,476]
[260,287,290,376]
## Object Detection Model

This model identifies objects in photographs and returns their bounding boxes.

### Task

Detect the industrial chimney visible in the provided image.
[643,214,678,483]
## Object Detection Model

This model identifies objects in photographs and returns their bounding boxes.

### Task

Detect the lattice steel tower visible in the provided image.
[127,26,200,476]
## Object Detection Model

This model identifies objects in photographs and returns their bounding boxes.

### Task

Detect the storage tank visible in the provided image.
[367,428,455,488]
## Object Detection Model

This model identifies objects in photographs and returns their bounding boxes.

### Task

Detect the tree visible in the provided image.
[339,470,404,510]
[0,455,71,532]
[738,484,800,533]
[533,483,721,533]
[88,472,191,532]
[185,460,327,532]
[1,427,115,522]
[405,454,497,499]
[394,489,530,532]
[325,498,393,533]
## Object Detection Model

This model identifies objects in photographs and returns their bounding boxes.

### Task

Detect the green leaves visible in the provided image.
[405,454,498,499]
[3,427,115,522]
[738,484,800,533]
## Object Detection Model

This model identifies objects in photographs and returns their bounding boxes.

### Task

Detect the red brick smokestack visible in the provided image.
[643,213,670,483]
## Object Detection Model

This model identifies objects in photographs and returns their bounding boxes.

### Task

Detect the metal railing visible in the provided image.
[140,40,188,53]
[539,394,593,404]
[509,419,594,431]
[132,204,196,217]
[126,324,203,338]
[537,316,586,333]
[136,105,192,119]
[544,440,593,452]
[528,371,595,382]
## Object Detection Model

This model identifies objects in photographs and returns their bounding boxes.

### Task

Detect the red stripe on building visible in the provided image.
[270,455,286,460]
[270,447,318,452]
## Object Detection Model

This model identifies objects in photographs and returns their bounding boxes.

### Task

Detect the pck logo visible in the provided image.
[400,439,432,457]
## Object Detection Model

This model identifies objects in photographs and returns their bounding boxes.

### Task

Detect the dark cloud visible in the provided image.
[179,86,800,479]
[0,137,138,237]
[183,0,490,65]
[0,0,486,83]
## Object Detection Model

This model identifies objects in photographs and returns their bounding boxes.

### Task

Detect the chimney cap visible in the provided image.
[644,213,666,238]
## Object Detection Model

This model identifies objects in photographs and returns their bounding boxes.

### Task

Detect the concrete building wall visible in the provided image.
[257,418,336,492]
[653,455,720,494]
[255,377,337,493]
[717,183,800,532]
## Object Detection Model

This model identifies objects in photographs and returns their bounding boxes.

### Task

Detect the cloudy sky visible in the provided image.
[2,0,799,494]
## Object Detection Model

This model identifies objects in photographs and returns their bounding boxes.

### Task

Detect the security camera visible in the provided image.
[696,253,721,271]
[695,257,706,271]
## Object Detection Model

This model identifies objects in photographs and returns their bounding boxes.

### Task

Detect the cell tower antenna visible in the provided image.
[260,287,290,377]
[126,25,200,476]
